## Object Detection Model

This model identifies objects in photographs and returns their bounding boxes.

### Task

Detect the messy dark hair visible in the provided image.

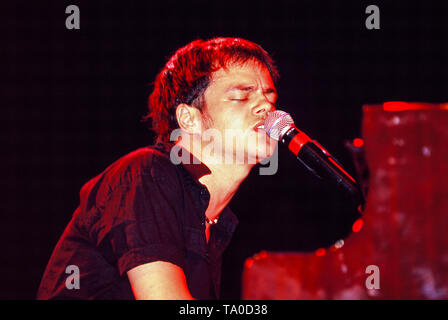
[144,37,279,146]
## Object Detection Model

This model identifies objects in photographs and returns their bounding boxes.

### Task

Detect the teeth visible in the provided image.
[257,125,264,129]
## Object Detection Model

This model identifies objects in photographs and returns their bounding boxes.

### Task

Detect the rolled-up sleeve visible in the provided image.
[93,168,186,276]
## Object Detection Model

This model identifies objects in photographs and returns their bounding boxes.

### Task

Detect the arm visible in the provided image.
[127,261,195,300]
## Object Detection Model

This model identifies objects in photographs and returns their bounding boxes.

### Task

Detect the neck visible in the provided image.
[177,139,253,221]
[199,162,251,220]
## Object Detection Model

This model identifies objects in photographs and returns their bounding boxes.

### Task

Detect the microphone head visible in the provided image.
[263,110,295,141]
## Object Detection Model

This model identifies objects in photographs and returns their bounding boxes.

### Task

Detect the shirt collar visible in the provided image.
[154,142,211,182]
[154,142,239,232]
[180,155,212,182]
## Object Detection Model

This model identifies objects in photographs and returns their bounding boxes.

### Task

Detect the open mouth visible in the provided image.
[253,121,265,132]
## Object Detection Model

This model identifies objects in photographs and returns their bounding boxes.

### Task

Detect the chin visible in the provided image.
[247,137,278,164]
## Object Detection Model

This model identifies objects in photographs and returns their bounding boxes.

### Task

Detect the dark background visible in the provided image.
[2,0,447,299]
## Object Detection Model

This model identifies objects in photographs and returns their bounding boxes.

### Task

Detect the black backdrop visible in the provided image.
[2,0,447,299]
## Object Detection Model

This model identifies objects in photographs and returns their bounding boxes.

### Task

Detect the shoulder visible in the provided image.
[79,145,182,202]
[104,145,180,187]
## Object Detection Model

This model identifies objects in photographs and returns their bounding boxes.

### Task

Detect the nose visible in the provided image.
[252,98,275,119]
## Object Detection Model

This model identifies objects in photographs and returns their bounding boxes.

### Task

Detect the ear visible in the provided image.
[175,103,203,134]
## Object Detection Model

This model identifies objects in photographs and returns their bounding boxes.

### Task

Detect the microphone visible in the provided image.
[262,110,364,206]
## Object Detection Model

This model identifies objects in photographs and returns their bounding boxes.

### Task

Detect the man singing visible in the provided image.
[37,37,279,299]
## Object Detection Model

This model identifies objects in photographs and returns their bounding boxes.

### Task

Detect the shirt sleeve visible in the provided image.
[92,167,186,276]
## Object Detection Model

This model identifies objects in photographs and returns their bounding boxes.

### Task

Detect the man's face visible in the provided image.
[200,60,278,164]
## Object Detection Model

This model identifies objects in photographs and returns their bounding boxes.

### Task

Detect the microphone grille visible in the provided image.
[263,110,295,141]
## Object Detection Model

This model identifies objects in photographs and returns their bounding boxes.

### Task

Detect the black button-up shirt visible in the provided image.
[37,144,238,299]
